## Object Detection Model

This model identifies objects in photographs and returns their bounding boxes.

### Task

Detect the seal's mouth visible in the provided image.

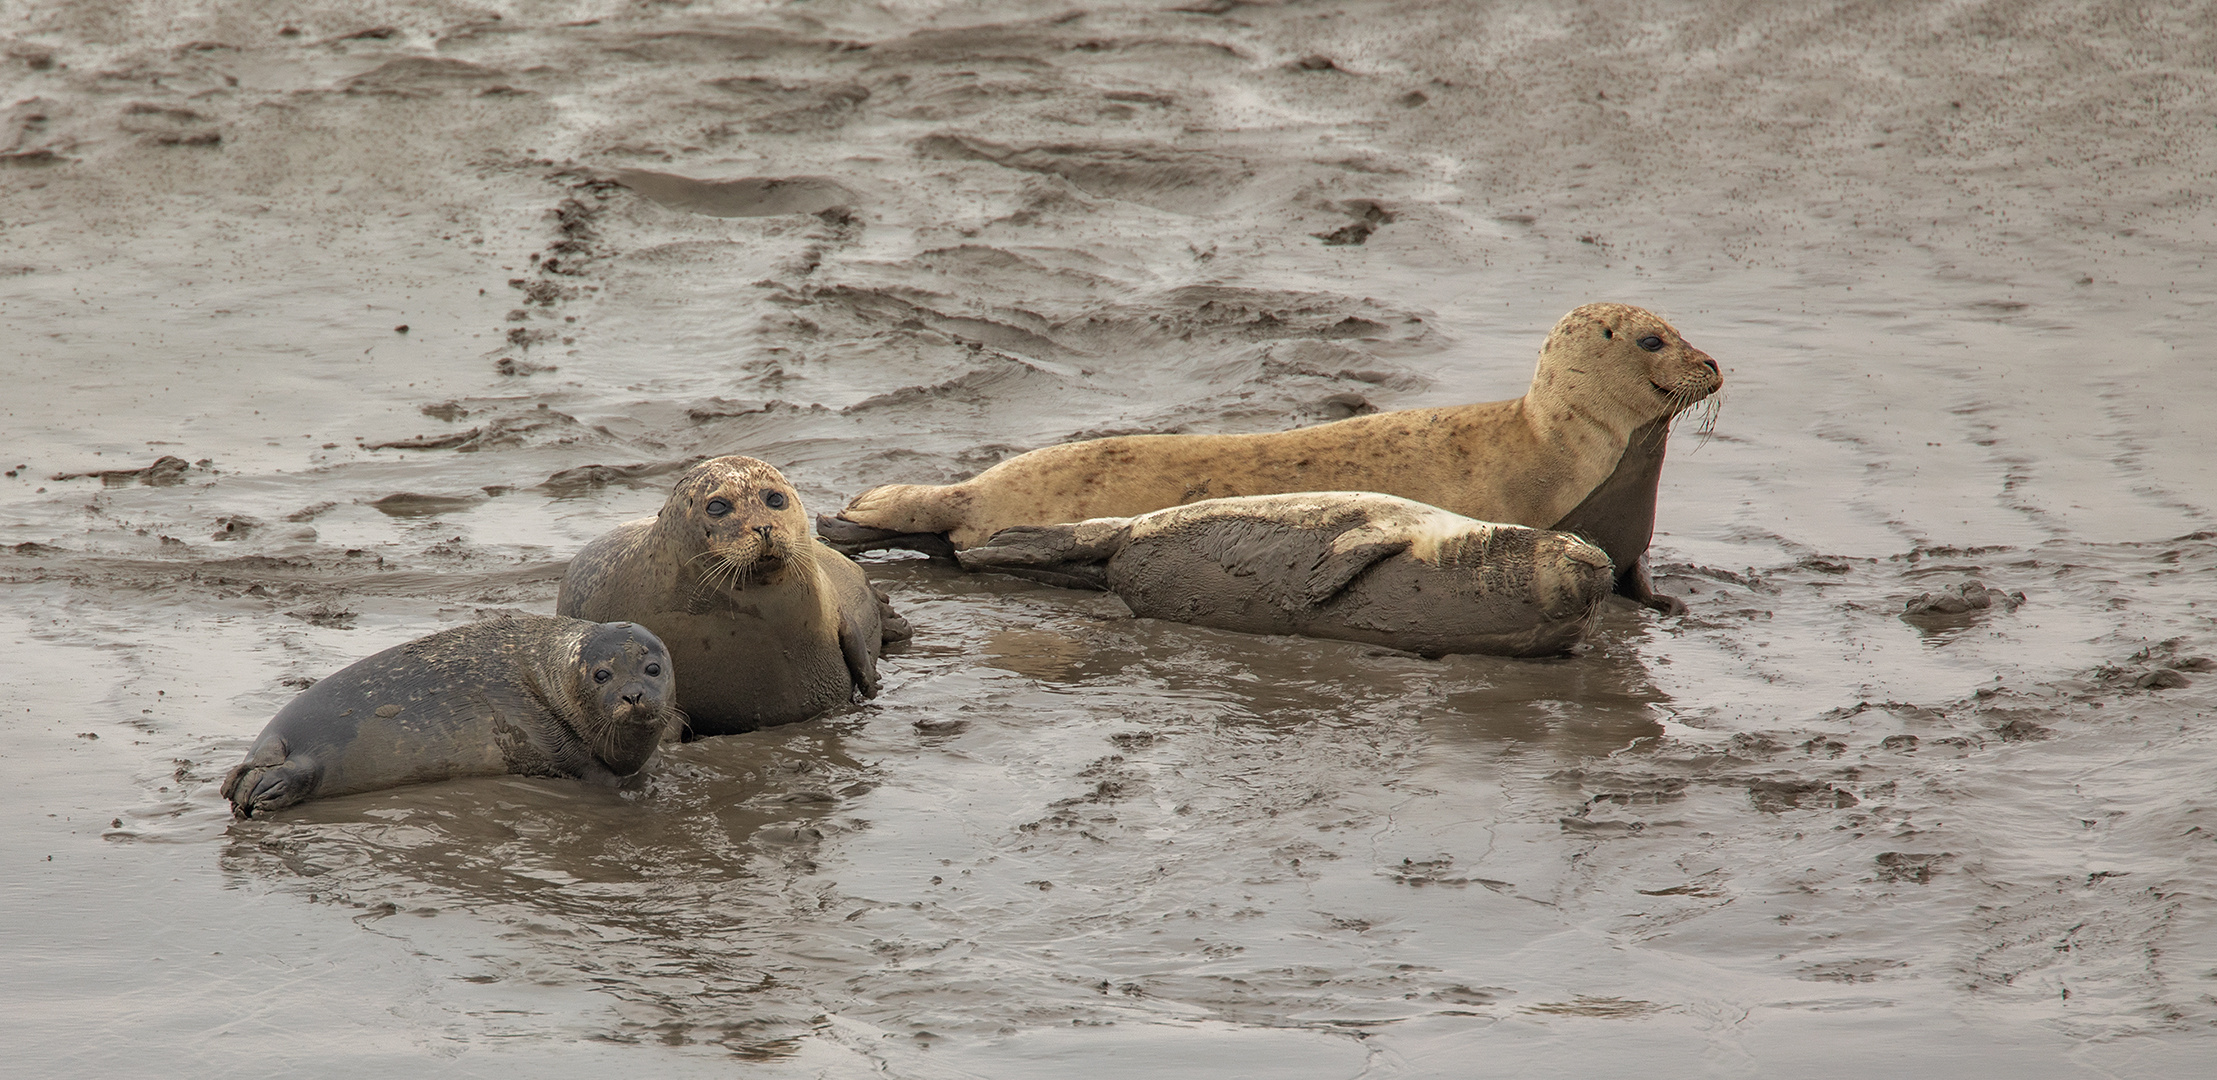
[694,534,790,590]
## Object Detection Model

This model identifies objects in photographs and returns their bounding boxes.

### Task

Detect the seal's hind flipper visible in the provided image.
[956,523,1119,590]
[815,513,959,561]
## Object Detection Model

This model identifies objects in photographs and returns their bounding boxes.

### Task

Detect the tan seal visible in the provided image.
[558,455,909,736]
[820,302,1721,613]
[221,616,680,817]
[956,492,1616,657]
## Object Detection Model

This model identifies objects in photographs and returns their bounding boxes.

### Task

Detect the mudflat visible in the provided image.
[2,2,2212,1076]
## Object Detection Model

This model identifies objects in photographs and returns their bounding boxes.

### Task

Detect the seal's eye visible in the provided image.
[593,668,613,684]
[644,663,662,677]
[763,490,788,510]
[1637,335,1664,352]
[705,498,732,516]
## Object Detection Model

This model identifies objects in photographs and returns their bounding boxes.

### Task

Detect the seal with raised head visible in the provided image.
[820,302,1721,613]
[221,616,679,818]
[956,492,1615,657]
[558,455,909,736]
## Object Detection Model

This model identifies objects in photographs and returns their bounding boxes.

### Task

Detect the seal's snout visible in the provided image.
[1699,356,1719,374]
[753,525,773,541]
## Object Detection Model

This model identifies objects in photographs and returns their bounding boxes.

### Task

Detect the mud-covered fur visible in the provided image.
[957,492,1615,657]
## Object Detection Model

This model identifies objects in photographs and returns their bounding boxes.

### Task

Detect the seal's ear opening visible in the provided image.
[1602,327,1613,339]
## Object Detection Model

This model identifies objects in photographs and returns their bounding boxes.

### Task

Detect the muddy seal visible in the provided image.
[956,492,1616,657]
[558,455,909,736]
[221,616,679,818]
[821,302,1721,613]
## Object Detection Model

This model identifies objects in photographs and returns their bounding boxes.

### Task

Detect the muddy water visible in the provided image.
[3,1,2214,1075]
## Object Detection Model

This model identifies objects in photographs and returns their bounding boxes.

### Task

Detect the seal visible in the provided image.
[954,492,1616,657]
[820,302,1720,613]
[557,455,910,736]
[220,616,679,818]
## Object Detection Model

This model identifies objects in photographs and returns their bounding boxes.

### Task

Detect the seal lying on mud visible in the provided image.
[819,302,1721,613]
[222,616,679,818]
[955,492,1616,657]
[558,455,910,736]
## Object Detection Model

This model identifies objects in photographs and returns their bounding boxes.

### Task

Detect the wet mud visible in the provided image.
[3,1,2213,1076]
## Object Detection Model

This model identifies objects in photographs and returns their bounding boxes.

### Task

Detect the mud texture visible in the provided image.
[3,2,2214,1077]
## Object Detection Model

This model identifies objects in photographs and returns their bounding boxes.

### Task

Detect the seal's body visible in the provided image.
[221,616,678,817]
[956,492,1616,657]
[822,303,1720,612]
[558,455,908,736]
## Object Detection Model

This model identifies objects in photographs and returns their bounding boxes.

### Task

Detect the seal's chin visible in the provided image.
[595,704,677,773]
[701,539,789,588]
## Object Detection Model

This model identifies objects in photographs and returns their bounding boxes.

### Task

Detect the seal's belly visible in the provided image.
[644,608,851,735]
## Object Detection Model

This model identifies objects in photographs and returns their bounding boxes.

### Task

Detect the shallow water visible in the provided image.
[3,1,2214,1075]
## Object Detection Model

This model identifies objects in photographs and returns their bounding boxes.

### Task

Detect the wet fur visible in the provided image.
[558,456,907,736]
[220,616,681,818]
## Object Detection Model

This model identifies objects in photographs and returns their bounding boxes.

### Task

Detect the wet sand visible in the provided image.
[3,1,2214,1075]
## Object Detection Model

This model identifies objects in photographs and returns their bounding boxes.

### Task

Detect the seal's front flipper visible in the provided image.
[1303,529,1411,606]
[956,523,1121,590]
[871,585,914,646]
[220,738,320,818]
[1616,555,1686,615]
[839,613,882,699]
[815,513,959,561]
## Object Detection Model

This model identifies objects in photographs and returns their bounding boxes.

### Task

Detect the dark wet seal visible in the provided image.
[610,167,856,218]
[51,454,194,486]
[221,616,679,818]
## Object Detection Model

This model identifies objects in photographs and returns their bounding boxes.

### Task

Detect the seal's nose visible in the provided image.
[753,525,772,540]
[620,686,645,705]
[1700,357,1719,374]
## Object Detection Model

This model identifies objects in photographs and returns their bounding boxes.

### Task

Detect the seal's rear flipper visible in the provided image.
[815,513,958,561]
[957,523,1120,590]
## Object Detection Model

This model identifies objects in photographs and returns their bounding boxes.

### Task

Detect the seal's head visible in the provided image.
[661,455,813,588]
[1538,303,1724,430]
[569,620,680,774]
